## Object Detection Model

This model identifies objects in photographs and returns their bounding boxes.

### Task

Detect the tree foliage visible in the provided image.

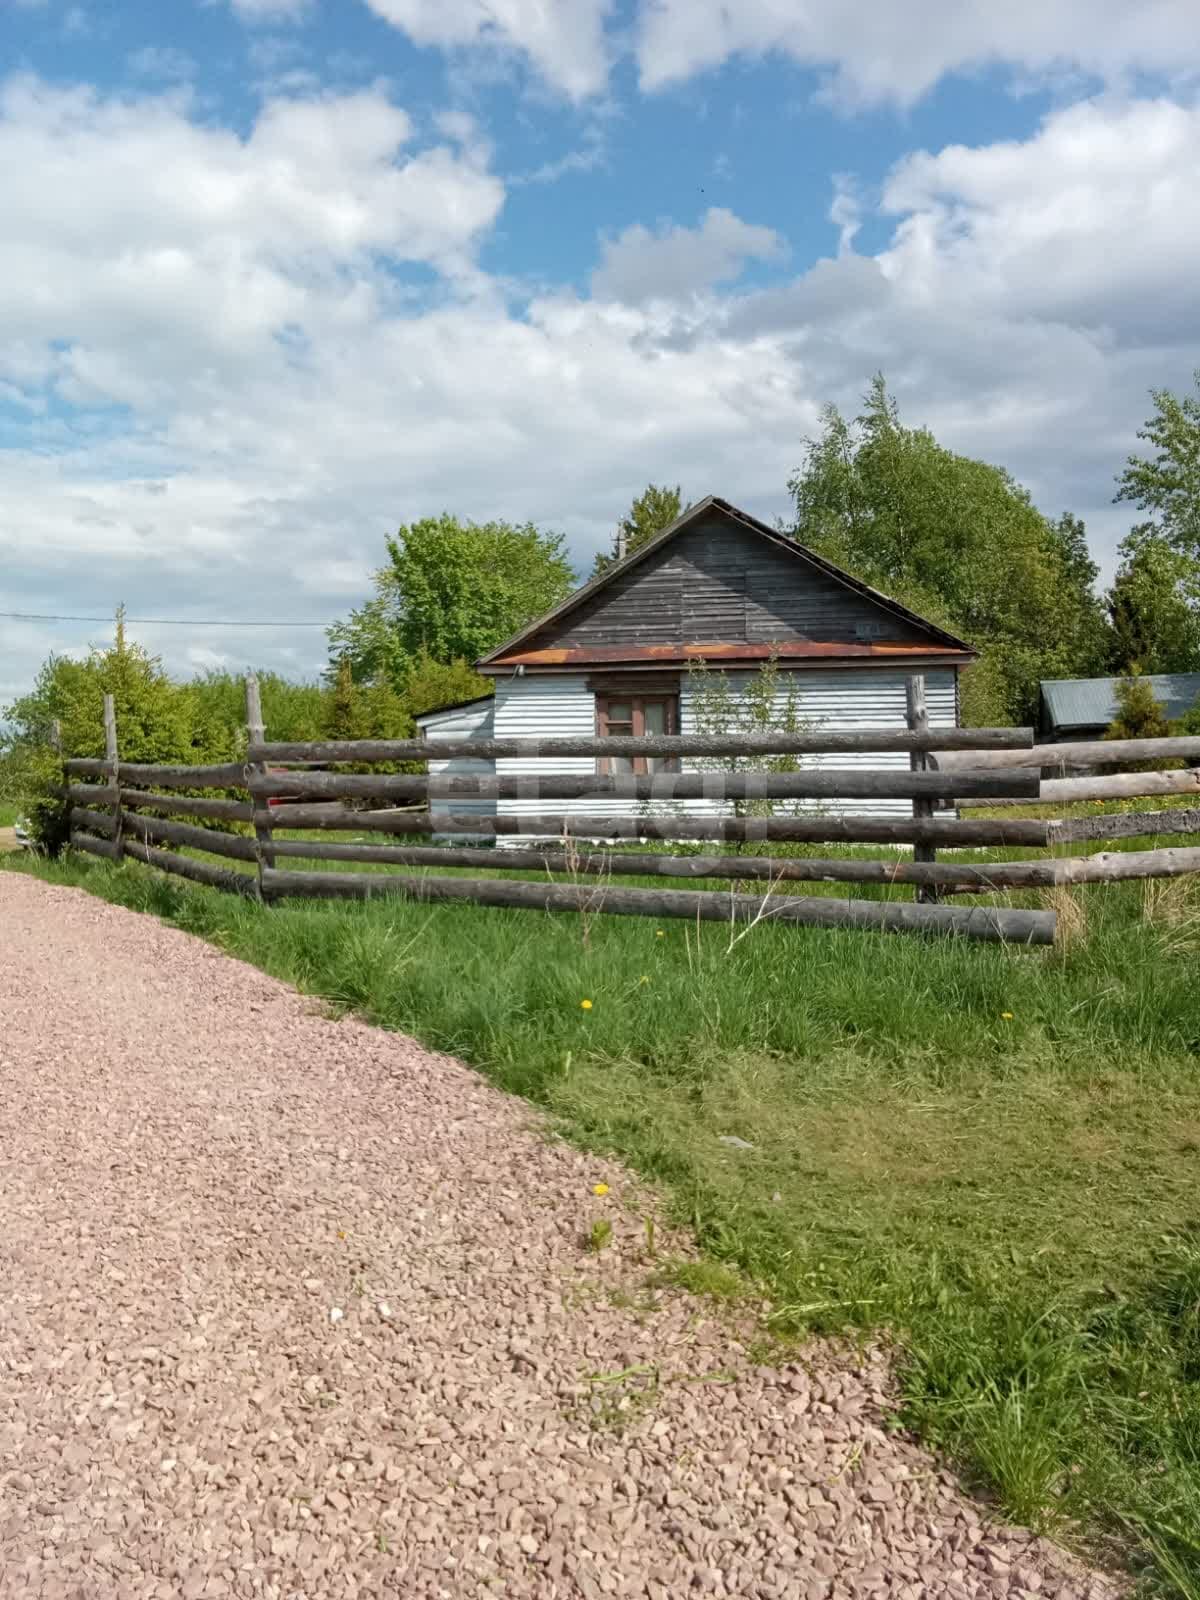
[592,483,684,576]
[3,611,223,851]
[789,376,1110,724]
[1107,533,1200,675]
[1115,371,1200,563]
[327,514,574,680]
[1104,673,1173,743]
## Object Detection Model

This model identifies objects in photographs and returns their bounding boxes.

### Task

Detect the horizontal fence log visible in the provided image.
[250,727,1035,765]
[69,806,117,838]
[118,789,256,823]
[70,830,121,861]
[963,769,1200,808]
[64,759,247,791]
[953,845,1200,892]
[264,839,1200,892]
[259,867,1056,945]
[251,767,1040,804]
[1053,806,1200,844]
[258,804,1051,848]
[122,836,258,896]
[120,812,259,863]
[936,735,1200,771]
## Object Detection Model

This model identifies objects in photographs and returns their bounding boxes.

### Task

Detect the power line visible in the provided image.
[1,611,334,628]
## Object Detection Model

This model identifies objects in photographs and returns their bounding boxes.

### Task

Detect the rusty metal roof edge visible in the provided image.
[474,494,973,668]
[483,640,975,671]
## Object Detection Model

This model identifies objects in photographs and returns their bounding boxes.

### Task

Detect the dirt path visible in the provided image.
[0,874,1112,1600]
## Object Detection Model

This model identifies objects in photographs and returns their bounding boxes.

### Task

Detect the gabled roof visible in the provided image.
[1042,672,1200,730]
[477,494,973,669]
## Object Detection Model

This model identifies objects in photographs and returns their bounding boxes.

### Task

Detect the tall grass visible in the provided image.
[6,847,1200,1594]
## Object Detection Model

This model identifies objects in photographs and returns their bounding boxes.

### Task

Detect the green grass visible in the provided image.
[7,843,1200,1594]
[0,801,18,827]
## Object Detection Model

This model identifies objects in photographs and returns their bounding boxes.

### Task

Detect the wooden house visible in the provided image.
[416,496,975,837]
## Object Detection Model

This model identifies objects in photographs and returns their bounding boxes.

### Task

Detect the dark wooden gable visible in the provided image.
[531,507,931,651]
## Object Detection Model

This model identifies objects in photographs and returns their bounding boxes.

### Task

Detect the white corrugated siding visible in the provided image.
[417,698,496,836]
[490,668,958,839]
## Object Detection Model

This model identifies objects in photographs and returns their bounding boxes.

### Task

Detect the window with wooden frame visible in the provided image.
[595,690,680,774]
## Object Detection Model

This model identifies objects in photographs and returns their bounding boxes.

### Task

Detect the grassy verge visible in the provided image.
[0,801,18,827]
[6,846,1200,1594]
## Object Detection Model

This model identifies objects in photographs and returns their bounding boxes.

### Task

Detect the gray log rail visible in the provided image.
[258,867,1056,945]
[250,727,1035,764]
[246,766,1039,804]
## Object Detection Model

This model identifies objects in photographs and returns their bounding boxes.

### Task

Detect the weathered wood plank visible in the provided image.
[251,727,1034,764]
[1053,807,1200,844]
[907,674,937,903]
[117,789,256,822]
[70,830,122,861]
[250,767,1040,802]
[103,692,123,856]
[243,675,274,897]
[121,836,258,895]
[966,770,1200,807]
[120,812,258,862]
[936,735,1200,771]
[63,760,247,790]
[265,838,1200,891]
[260,867,1056,944]
[69,806,117,838]
[260,805,1052,847]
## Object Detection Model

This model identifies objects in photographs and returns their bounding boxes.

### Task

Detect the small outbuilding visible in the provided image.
[1039,672,1200,741]
[418,495,977,839]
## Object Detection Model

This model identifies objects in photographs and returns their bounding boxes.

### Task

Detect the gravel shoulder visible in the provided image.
[0,873,1115,1600]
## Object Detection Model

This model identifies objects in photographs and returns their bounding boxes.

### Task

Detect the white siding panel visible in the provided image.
[419,699,496,836]
[491,668,959,839]
[681,669,957,820]
[492,675,720,829]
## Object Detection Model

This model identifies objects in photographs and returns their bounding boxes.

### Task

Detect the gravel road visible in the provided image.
[0,874,1114,1600]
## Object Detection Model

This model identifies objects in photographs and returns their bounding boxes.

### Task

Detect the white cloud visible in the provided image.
[361,0,613,100]
[635,0,1200,105]
[227,0,312,21]
[127,45,197,82]
[592,207,786,303]
[878,97,1200,339]
[2,79,1199,709]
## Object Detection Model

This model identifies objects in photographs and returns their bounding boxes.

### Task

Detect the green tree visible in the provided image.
[184,670,327,752]
[3,609,209,850]
[327,514,575,680]
[1107,533,1200,675]
[324,657,368,741]
[592,484,684,576]
[1115,371,1200,563]
[322,659,413,778]
[395,650,491,720]
[789,376,1110,724]
[684,655,815,845]
[1105,673,1172,742]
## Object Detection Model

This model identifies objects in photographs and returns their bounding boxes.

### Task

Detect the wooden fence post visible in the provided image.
[906,674,937,904]
[244,674,274,902]
[103,694,123,859]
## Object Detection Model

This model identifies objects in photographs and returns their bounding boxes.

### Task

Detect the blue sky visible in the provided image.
[1,0,1199,699]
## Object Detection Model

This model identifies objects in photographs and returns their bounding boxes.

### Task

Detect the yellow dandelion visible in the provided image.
[1000,1011,1014,1021]
[337,1229,347,1240]
[655,930,665,938]
[580,998,593,1011]
[592,1183,609,1197]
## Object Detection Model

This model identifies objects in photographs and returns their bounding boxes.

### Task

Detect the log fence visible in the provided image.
[60,675,1200,947]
